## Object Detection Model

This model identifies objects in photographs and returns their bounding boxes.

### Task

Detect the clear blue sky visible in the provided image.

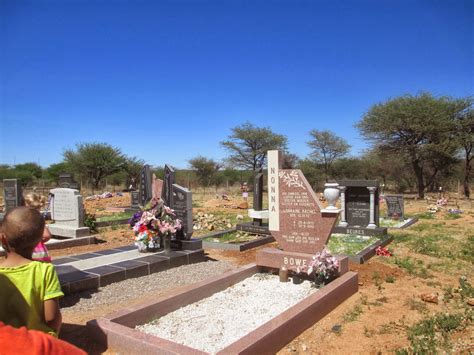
[1,0,472,168]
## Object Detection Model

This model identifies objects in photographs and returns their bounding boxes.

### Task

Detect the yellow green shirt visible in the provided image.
[0,261,64,336]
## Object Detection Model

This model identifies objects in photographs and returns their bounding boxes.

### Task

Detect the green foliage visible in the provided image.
[396,312,470,353]
[84,213,97,233]
[44,162,70,183]
[307,129,350,181]
[385,275,396,283]
[0,162,44,186]
[123,156,145,189]
[357,92,466,198]
[393,256,430,278]
[405,297,428,313]
[327,234,379,255]
[220,121,287,170]
[343,304,363,322]
[64,143,126,190]
[188,156,221,191]
[444,213,462,220]
[417,212,435,219]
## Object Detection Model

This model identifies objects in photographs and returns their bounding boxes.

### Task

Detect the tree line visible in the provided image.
[1,92,472,198]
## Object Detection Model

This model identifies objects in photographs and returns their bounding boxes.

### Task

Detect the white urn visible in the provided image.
[323,183,340,211]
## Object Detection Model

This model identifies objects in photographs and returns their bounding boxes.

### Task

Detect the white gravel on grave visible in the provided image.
[136,273,317,354]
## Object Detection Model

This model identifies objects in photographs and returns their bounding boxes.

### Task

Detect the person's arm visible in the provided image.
[44,298,62,335]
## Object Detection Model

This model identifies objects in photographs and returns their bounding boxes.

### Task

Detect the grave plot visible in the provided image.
[89,151,358,354]
[327,233,393,264]
[379,194,419,229]
[200,229,275,251]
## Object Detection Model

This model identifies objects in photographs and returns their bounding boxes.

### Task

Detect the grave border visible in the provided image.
[197,228,276,251]
[87,263,358,354]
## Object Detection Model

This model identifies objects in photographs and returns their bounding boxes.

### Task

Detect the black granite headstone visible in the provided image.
[332,180,386,236]
[3,179,23,212]
[385,195,404,219]
[172,184,193,240]
[162,165,175,207]
[139,165,152,206]
[58,173,80,190]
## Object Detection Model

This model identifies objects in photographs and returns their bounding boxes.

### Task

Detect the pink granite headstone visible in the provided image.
[268,151,338,254]
[152,174,163,199]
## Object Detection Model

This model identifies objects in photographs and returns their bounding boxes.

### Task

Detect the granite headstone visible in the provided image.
[139,165,153,206]
[3,179,23,212]
[385,195,404,219]
[172,184,193,240]
[48,188,89,238]
[162,165,175,207]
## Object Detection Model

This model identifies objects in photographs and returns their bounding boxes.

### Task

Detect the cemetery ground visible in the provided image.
[1,192,473,353]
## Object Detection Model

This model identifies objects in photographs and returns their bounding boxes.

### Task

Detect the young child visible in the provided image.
[24,192,52,262]
[0,207,63,337]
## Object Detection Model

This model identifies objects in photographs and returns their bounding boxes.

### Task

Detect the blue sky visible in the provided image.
[1,0,472,168]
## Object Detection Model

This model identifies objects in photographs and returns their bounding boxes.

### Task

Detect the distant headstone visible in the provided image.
[253,169,264,213]
[130,191,140,208]
[152,174,163,199]
[172,184,193,240]
[334,180,387,236]
[3,179,23,212]
[236,168,271,235]
[162,165,175,207]
[385,195,404,219]
[48,188,89,238]
[139,165,153,206]
[58,173,80,190]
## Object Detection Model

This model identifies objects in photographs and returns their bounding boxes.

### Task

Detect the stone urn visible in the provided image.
[323,183,340,210]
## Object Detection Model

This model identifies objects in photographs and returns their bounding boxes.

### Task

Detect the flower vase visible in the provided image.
[323,183,340,210]
[163,235,171,255]
[136,242,147,253]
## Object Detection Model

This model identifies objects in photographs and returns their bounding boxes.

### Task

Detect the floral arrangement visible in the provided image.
[129,197,182,251]
[375,246,392,257]
[448,208,463,214]
[297,248,340,285]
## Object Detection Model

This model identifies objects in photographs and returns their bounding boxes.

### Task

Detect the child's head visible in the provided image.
[24,192,47,210]
[1,207,45,258]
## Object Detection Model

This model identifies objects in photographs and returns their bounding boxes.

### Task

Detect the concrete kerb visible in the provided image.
[348,234,394,264]
[196,228,276,251]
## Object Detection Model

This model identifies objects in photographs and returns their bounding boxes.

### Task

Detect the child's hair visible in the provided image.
[1,207,45,252]
[24,192,47,210]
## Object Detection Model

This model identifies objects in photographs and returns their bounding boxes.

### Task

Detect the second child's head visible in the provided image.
[24,192,47,210]
[0,207,45,259]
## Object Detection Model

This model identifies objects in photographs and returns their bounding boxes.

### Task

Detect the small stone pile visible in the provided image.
[193,212,235,231]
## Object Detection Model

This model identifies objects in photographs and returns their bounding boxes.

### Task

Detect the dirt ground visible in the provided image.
[29,194,474,353]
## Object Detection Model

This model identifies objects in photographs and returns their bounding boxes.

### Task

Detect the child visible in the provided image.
[0,207,63,337]
[24,192,52,262]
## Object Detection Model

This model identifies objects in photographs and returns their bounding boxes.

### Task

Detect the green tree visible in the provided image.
[221,122,288,171]
[44,162,70,184]
[357,93,461,198]
[64,143,126,191]
[123,156,145,189]
[452,99,473,197]
[307,130,350,182]
[188,156,220,193]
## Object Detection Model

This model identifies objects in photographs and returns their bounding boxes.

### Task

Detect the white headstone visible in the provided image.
[49,188,89,238]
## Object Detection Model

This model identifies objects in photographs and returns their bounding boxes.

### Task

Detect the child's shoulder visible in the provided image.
[0,260,55,273]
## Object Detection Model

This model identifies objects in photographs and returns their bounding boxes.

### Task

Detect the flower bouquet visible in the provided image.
[296,248,340,287]
[129,197,182,252]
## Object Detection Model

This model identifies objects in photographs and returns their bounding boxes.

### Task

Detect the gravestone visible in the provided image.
[3,179,23,212]
[333,180,387,236]
[172,184,193,240]
[58,173,80,190]
[256,150,340,268]
[236,168,271,235]
[130,191,140,209]
[161,165,175,207]
[139,165,153,206]
[48,188,90,238]
[152,174,163,199]
[385,195,404,219]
